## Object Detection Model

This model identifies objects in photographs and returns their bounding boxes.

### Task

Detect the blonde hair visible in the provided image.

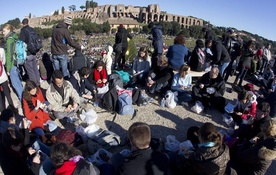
[3,24,15,32]
[179,64,190,78]
[261,119,276,138]
[158,55,168,67]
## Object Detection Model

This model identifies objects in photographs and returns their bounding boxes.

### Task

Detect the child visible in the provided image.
[102,44,113,75]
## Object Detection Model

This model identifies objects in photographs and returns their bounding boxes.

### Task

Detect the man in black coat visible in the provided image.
[114,24,132,69]
[111,122,170,175]
[192,66,226,112]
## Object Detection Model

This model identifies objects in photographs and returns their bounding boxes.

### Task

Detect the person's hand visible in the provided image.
[199,84,204,89]
[249,137,259,144]
[247,116,255,125]
[36,100,41,108]
[7,72,10,76]
[82,94,93,99]
[33,152,41,164]
[65,105,72,112]
[22,118,29,129]
[102,79,107,83]
[96,79,102,84]
[149,80,154,85]
[268,89,273,93]
[28,147,36,155]
[180,85,184,89]
[236,112,242,116]
[72,103,78,110]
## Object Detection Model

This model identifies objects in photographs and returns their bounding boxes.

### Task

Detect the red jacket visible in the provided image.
[93,68,107,87]
[23,88,51,130]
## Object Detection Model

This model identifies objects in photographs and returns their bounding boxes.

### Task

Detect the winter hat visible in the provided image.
[64,16,72,25]
[119,24,124,28]
[196,39,204,48]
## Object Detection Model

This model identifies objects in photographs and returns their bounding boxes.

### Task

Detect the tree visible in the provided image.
[69,5,76,11]
[53,10,59,16]
[142,25,150,34]
[86,0,90,9]
[181,28,190,38]
[6,18,21,29]
[80,5,85,10]
[111,28,117,33]
[90,0,98,8]
[170,21,181,36]
[127,28,132,33]
[29,13,31,19]
[61,6,65,14]
[102,21,111,33]
[132,27,139,33]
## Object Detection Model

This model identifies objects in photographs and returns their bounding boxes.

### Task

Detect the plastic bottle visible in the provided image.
[160,98,165,108]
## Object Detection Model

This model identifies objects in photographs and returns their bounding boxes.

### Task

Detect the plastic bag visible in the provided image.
[87,148,112,166]
[84,124,100,138]
[165,90,176,109]
[164,135,180,152]
[80,109,98,125]
[191,101,204,114]
[76,125,88,142]
[222,113,234,127]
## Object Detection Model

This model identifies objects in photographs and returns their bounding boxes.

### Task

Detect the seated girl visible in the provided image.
[22,80,52,142]
[171,64,192,104]
[93,60,108,87]
[132,47,150,87]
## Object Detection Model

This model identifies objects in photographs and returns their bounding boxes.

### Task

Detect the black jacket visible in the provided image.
[115,27,132,48]
[150,66,174,86]
[20,25,34,55]
[51,22,80,55]
[210,40,231,65]
[116,148,170,175]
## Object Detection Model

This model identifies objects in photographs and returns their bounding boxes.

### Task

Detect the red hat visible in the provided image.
[119,24,124,28]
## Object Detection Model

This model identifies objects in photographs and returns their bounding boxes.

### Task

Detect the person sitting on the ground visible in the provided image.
[189,39,207,72]
[23,80,52,142]
[102,44,113,75]
[111,122,170,175]
[231,90,257,126]
[192,66,226,112]
[50,142,99,175]
[166,34,189,70]
[233,119,276,175]
[176,122,230,175]
[70,67,97,102]
[171,64,192,104]
[46,70,80,120]
[256,65,274,92]
[147,55,174,95]
[132,47,150,87]
[93,60,108,87]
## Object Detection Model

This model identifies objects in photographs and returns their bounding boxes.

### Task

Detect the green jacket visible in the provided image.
[4,32,18,72]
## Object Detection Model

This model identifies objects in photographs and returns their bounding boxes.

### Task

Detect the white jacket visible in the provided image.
[102,45,113,75]
[0,48,8,84]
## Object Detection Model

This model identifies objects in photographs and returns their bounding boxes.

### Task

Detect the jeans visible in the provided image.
[10,66,23,101]
[52,54,69,77]
[24,55,40,86]
[33,127,45,136]
[219,62,230,76]
[234,67,248,86]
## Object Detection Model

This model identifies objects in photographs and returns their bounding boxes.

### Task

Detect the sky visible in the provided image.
[1,0,275,41]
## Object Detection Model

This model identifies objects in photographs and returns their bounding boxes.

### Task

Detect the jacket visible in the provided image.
[189,46,207,72]
[210,40,231,65]
[236,137,276,175]
[132,56,150,75]
[46,80,80,112]
[166,44,189,70]
[115,27,132,48]
[51,22,80,55]
[4,31,17,72]
[116,148,170,175]
[102,45,113,75]
[0,48,8,84]
[23,88,51,131]
[240,47,255,69]
[70,72,96,96]
[171,73,192,92]
[19,25,35,56]
[93,68,108,87]
[151,24,163,54]
[69,49,88,73]
[150,66,174,86]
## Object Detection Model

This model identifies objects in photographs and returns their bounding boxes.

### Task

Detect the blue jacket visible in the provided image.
[167,44,189,70]
[151,24,163,54]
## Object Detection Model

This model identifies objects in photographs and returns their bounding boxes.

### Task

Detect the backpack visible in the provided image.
[56,129,83,147]
[101,86,118,112]
[90,128,121,149]
[9,37,27,65]
[115,70,130,83]
[117,92,134,115]
[68,50,89,73]
[27,28,43,54]
[165,90,176,109]
[108,73,123,89]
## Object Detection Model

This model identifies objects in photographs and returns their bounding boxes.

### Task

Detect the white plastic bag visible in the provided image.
[164,135,180,152]
[76,125,88,142]
[84,124,100,138]
[165,90,176,109]
[81,109,98,125]
[87,148,112,166]
[191,101,204,114]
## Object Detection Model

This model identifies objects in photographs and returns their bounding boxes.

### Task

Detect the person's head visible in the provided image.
[64,16,72,27]
[23,80,39,102]
[79,67,91,78]
[22,18,29,25]
[179,64,190,78]
[138,47,148,60]
[2,24,15,37]
[196,39,205,48]
[202,27,207,33]
[119,24,124,28]
[94,60,105,72]
[174,34,185,45]
[205,39,212,48]
[226,28,234,35]
[128,122,151,150]
[50,142,82,168]
[0,108,15,124]
[246,40,255,50]
[265,43,271,49]
[198,122,222,147]
[256,102,271,120]
[52,70,64,88]
[237,91,250,104]
[2,127,24,151]
[260,119,276,138]
[157,55,168,67]
[209,66,219,79]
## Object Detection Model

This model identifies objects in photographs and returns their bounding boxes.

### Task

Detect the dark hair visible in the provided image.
[22,18,29,25]
[52,70,64,80]
[174,34,185,45]
[23,80,39,110]
[237,91,248,101]
[0,108,14,122]
[128,122,151,149]
[2,127,24,148]
[79,67,91,77]
[94,60,105,68]
[198,123,222,147]
[50,142,82,167]
[261,102,271,113]
[138,47,148,60]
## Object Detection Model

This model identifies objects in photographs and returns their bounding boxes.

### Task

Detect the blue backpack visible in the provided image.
[117,93,134,115]
[9,37,27,65]
[115,70,130,83]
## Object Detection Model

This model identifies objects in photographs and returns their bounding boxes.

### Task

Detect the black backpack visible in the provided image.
[108,73,124,89]
[101,86,118,112]
[27,27,43,54]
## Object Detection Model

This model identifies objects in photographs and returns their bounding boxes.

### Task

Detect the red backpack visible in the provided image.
[56,129,83,147]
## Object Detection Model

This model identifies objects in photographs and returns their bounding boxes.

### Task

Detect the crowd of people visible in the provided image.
[0,16,275,175]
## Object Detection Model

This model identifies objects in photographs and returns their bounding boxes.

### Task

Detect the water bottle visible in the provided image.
[160,98,165,108]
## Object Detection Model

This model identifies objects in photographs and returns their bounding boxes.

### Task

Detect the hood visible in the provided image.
[107,45,113,56]
[56,22,68,29]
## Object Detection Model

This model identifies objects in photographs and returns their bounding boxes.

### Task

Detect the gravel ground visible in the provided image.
[0,75,275,174]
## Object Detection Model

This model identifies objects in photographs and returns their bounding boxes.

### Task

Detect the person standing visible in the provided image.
[148,22,163,70]
[114,24,132,69]
[20,18,41,86]
[51,16,81,80]
[2,24,24,101]
[261,43,272,73]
